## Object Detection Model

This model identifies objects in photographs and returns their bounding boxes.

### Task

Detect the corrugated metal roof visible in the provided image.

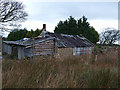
[3,37,55,46]
[3,41,25,46]
[3,32,94,48]
[46,32,94,47]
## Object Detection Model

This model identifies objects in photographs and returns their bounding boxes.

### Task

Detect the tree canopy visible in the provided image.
[54,16,99,44]
[7,28,42,41]
[7,28,28,41]
[26,28,42,38]
[99,28,120,45]
[0,0,28,32]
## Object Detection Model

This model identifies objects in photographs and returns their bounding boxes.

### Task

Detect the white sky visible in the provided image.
[3,0,119,37]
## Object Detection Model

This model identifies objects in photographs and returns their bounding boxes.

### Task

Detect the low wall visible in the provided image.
[55,47,73,59]
[54,47,94,60]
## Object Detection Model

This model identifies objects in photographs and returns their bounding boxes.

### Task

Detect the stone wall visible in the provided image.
[54,47,94,60]
[55,47,73,59]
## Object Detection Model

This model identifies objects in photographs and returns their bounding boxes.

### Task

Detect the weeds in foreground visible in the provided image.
[2,48,118,88]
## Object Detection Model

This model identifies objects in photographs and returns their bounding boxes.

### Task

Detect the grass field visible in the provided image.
[2,46,119,88]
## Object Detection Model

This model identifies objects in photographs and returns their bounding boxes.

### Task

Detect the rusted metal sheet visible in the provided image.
[46,32,95,48]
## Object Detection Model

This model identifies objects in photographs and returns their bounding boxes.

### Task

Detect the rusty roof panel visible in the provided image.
[46,32,94,47]
[3,32,94,48]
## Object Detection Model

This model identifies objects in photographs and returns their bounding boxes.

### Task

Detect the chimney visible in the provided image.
[43,24,46,31]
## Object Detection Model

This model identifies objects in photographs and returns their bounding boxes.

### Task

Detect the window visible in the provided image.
[87,47,89,51]
[73,47,92,55]
[80,47,83,50]
[89,47,92,54]
[73,47,84,55]
[89,47,91,51]
[84,48,86,51]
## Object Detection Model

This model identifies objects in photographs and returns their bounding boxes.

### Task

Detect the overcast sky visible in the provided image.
[4,0,118,37]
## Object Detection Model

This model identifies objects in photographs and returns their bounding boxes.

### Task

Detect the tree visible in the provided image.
[54,16,99,44]
[7,28,28,41]
[54,16,78,35]
[7,28,42,41]
[0,0,28,32]
[99,28,120,45]
[26,28,42,38]
[26,31,32,38]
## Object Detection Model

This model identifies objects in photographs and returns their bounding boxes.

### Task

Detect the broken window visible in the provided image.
[73,47,92,55]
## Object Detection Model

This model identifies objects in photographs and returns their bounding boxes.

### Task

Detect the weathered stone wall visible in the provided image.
[55,47,73,59]
[54,47,94,60]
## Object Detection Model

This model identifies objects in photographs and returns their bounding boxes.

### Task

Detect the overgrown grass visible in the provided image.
[2,47,119,88]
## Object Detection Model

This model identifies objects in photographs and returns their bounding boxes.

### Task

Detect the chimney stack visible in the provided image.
[43,24,46,31]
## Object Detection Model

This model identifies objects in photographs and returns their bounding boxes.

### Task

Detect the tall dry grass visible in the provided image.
[2,47,119,88]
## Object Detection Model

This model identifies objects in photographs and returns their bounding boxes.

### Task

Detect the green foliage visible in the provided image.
[54,16,99,44]
[26,28,42,38]
[25,31,32,38]
[54,16,78,35]
[7,28,28,41]
[7,28,42,41]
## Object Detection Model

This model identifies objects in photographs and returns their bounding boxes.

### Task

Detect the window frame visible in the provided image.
[73,47,92,55]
